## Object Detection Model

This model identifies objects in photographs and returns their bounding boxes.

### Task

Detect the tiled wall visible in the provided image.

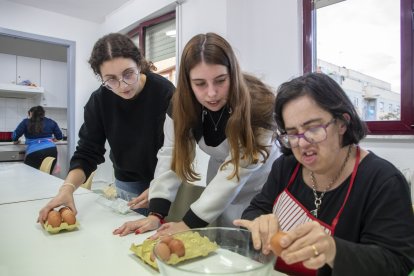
[0,97,67,132]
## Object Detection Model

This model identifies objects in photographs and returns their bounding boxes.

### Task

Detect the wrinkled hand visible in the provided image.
[37,186,76,224]
[150,221,190,240]
[233,214,278,255]
[127,188,149,210]
[279,221,336,270]
[113,215,161,237]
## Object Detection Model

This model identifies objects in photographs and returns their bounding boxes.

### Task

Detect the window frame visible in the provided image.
[303,0,414,135]
[127,11,176,58]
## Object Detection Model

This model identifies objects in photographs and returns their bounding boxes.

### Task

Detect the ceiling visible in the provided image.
[7,0,133,23]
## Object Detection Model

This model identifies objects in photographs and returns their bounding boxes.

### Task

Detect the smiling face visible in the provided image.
[189,62,230,111]
[282,95,347,174]
[100,57,142,100]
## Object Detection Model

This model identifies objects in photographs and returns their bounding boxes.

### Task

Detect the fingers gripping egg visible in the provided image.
[270,231,287,256]
[59,207,76,225]
[47,210,62,227]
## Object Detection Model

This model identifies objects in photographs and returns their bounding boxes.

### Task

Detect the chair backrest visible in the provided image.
[39,157,56,174]
[80,170,96,190]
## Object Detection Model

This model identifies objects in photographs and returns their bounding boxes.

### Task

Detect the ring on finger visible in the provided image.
[311,244,319,257]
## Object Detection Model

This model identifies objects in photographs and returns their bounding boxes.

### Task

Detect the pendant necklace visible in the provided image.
[309,145,352,218]
[207,107,225,131]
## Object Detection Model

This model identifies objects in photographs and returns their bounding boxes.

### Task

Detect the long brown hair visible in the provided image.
[172,33,276,182]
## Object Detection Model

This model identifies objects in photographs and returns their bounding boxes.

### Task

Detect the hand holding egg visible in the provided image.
[270,231,287,256]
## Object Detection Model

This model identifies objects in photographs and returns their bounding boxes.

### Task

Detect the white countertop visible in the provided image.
[0,162,90,204]
[0,193,158,276]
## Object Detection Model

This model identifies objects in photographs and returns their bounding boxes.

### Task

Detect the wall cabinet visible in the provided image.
[0,53,17,84]
[40,59,67,108]
[0,53,67,107]
[17,56,41,86]
[0,54,41,86]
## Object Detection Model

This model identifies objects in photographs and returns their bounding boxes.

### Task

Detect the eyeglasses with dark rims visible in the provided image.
[278,118,336,148]
[102,69,140,90]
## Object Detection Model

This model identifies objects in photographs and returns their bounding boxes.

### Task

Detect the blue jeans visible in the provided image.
[114,179,149,216]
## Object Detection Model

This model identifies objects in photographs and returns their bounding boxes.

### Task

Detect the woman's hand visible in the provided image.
[37,185,77,224]
[127,188,149,209]
[279,221,336,270]
[149,221,190,240]
[233,214,278,255]
[113,215,161,236]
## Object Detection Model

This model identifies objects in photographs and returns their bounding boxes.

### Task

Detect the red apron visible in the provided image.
[272,147,360,276]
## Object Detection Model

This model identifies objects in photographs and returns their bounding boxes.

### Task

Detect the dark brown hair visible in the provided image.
[28,106,45,134]
[88,33,155,77]
[171,33,276,182]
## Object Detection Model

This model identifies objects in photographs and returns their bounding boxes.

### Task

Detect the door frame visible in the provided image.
[0,27,76,168]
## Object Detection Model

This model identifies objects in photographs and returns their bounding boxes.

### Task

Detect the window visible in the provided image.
[303,0,413,134]
[127,11,176,84]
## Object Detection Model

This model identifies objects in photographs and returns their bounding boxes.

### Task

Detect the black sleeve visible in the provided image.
[326,170,414,276]
[69,92,106,178]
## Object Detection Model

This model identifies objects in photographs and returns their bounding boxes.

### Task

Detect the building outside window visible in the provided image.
[303,0,413,134]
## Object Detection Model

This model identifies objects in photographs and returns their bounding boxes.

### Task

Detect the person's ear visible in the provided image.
[338,113,351,134]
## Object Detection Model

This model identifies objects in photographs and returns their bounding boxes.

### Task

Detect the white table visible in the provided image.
[0,193,158,276]
[0,162,90,204]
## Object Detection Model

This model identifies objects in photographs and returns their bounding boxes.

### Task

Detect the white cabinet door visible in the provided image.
[16,56,41,86]
[40,59,67,108]
[0,53,17,84]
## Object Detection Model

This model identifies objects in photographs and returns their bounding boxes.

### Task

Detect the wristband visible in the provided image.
[61,182,76,192]
[148,212,166,224]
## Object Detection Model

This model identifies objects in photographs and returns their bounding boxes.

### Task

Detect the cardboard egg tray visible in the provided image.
[43,221,80,234]
[130,231,218,269]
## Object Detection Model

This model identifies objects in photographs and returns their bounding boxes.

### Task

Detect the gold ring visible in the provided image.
[311,244,319,257]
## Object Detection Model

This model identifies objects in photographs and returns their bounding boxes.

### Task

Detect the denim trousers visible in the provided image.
[114,178,149,216]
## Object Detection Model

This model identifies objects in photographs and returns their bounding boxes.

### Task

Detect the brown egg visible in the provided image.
[270,231,287,256]
[47,210,62,227]
[60,208,76,225]
[155,242,171,261]
[168,238,185,257]
[58,206,71,214]
[160,235,173,245]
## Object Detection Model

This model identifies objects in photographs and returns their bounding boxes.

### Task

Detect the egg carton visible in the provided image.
[43,221,80,234]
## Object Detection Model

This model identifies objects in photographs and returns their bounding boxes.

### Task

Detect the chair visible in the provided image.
[80,170,96,190]
[39,157,56,174]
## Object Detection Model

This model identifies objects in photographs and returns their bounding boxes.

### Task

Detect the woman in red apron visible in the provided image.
[234,73,414,276]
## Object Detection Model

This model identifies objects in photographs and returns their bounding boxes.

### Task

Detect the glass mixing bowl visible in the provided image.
[153,227,276,276]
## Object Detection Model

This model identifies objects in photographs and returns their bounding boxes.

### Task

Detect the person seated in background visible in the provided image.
[37,33,175,224]
[12,105,62,171]
[113,32,280,237]
[234,72,414,276]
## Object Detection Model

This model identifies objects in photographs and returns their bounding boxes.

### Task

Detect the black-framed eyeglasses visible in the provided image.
[278,118,336,148]
[102,69,139,90]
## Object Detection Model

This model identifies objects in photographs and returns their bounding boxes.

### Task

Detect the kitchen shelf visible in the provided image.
[0,83,44,99]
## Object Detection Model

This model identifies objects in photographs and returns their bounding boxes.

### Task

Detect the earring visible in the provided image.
[228,106,232,114]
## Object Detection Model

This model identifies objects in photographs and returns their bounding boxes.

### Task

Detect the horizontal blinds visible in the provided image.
[145,18,175,63]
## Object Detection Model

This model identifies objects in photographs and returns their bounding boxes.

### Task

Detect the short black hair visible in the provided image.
[274,72,367,154]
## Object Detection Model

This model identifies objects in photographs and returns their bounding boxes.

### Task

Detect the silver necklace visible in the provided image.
[207,108,225,131]
[309,145,352,218]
